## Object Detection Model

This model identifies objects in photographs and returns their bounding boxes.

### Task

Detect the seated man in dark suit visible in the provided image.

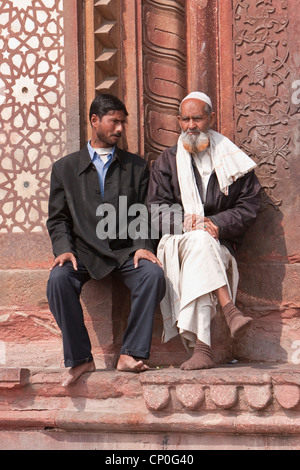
[47,94,165,386]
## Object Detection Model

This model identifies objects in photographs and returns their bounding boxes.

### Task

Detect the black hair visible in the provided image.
[89,93,128,122]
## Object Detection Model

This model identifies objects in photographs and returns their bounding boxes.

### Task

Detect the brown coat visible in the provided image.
[147,144,262,256]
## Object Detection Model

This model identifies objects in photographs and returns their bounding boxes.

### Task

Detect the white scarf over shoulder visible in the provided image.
[177,129,257,201]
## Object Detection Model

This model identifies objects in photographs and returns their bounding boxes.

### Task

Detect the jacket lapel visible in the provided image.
[77,144,93,175]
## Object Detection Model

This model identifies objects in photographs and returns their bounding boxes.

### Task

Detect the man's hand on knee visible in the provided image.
[50,252,78,271]
[133,249,163,269]
[184,214,219,239]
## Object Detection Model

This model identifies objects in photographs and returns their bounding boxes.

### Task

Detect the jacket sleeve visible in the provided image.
[132,162,156,253]
[147,155,184,238]
[208,171,261,240]
[46,164,77,257]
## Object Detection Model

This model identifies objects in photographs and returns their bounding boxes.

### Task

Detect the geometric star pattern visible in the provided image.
[0,0,66,232]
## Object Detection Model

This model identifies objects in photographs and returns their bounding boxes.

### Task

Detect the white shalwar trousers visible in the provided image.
[157,230,239,350]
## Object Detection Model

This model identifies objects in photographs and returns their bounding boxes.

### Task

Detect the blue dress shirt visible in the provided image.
[87,141,115,197]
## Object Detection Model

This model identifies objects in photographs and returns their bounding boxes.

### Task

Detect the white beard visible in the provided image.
[181,130,210,154]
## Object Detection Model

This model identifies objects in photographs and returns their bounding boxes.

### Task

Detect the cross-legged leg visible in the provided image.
[214,285,253,339]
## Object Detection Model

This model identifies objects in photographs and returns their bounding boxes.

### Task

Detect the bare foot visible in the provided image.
[62,360,96,387]
[116,355,150,373]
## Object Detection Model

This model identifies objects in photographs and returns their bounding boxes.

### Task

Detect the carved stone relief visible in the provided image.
[94,0,121,96]
[142,0,187,164]
[233,0,293,210]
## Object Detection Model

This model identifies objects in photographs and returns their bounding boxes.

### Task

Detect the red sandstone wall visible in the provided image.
[0,0,299,369]
[0,0,80,368]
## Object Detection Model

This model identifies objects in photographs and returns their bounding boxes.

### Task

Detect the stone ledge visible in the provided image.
[0,364,299,437]
[0,411,57,430]
[55,410,300,435]
[1,409,300,437]
[0,367,29,388]
[139,365,300,412]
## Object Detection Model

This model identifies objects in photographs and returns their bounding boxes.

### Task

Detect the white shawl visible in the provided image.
[176,129,257,200]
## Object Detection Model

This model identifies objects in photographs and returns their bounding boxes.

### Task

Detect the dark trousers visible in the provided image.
[47,256,166,368]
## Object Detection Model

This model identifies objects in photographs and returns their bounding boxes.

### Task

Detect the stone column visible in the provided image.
[141,0,187,165]
[186,0,218,112]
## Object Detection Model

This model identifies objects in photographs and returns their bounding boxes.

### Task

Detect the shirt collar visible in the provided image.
[87,140,116,161]
[77,143,125,176]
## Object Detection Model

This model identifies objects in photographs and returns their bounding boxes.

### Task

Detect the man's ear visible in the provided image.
[209,112,216,128]
[90,114,99,127]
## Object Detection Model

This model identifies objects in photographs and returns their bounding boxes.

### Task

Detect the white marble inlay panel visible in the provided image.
[0,0,67,233]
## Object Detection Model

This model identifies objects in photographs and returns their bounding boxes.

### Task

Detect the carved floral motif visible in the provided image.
[233,0,292,209]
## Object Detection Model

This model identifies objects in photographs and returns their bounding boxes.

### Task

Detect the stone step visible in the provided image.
[1,364,300,449]
[1,364,300,422]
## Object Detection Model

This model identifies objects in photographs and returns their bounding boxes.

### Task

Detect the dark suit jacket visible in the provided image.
[47,144,154,280]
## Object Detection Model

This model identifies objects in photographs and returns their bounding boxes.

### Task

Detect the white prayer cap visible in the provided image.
[181,92,212,109]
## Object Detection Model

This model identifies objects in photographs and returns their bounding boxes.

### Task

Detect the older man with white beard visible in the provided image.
[147,92,261,370]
